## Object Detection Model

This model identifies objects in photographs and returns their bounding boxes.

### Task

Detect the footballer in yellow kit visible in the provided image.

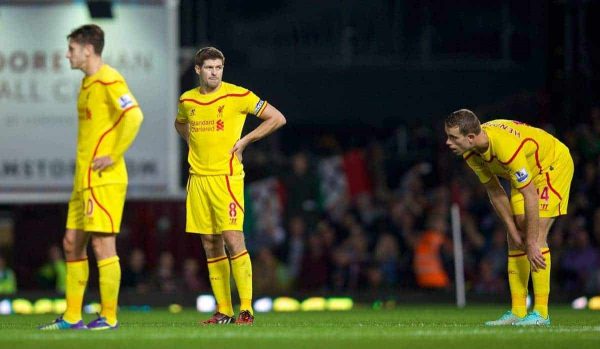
[174,47,286,325]
[39,24,143,331]
[445,109,573,327]
[177,82,267,234]
[66,63,141,234]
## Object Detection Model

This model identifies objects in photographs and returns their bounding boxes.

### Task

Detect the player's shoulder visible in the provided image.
[463,150,481,162]
[481,119,513,129]
[482,119,524,140]
[100,64,126,83]
[221,81,251,96]
[179,87,200,100]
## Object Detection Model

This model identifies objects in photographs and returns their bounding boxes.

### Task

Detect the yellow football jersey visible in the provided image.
[464,119,568,189]
[176,82,267,176]
[73,64,143,191]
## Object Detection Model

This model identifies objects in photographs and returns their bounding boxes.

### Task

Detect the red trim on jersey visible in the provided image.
[230,251,248,261]
[82,80,122,90]
[508,252,527,257]
[87,105,139,188]
[229,153,235,176]
[484,138,542,173]
[542,249,550,255]
[225,176,244,214]
[207,255,229,264]
[464,151,478,161]
[545,172,562,200]
[90,187,115,233]
[179,91,251,106]
[545,172,563,214]
[66,258,89,263]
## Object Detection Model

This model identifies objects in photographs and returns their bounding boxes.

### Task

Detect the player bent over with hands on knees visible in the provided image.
[444,109,573,326]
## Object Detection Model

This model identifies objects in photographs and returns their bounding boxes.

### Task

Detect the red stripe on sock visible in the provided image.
[230,251,248,261]
[207,255,229,264]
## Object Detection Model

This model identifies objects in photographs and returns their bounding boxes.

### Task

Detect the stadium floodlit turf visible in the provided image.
[1,305,599,349]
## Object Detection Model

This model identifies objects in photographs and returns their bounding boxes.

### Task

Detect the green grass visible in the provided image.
[1,305,599,349]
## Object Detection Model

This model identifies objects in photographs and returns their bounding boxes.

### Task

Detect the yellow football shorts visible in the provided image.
[186,174,245,234]
[66,184,127,233]
[510,144,573,217]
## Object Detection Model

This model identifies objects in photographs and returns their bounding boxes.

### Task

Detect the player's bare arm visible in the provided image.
[230,104,286,162]
[518,182,546,272]
[483,176,524,249]
[174,119,190,145]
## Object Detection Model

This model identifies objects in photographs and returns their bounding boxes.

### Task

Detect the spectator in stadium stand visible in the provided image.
[121,248,151,294]
[0,254,17,295]
[252,247,289,296]
[283,216,307,282]
[372,232,400,287]
[36,244,66,294]
[153,251,179,294]
[559,228,600,292]
[181,257,206,293]
[282,152,321,228]
[412,214,451,290]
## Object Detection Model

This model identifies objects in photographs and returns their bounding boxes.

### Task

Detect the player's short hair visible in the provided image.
[67,24,105,55]
[445,109,481,135]
[195,47,225,67]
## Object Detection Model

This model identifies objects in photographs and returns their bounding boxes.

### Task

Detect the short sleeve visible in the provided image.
[106,81,138,113]
[176,100,188,123]
[494,138,534,189]
[465,153,494,184]
[241,90,268,117]
[503,152,533,189]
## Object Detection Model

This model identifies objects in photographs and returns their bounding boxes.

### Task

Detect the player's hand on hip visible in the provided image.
[527,244,546,272]
[230,140,248,163]
[92,155,114,172]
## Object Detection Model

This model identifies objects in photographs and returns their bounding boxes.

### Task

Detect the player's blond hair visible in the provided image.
[195,47,225,67]
[445,109,481,135]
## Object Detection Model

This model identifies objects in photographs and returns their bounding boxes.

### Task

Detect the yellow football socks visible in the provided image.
[98,256,121,326]
[230,250,253,315]
[207,255,234,317]
[532,249,551,318]
[63,258,89,323]
[508,250,530,318]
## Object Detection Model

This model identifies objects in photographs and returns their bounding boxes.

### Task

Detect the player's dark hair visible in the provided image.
[445,109,481,135]
[195,47,225,67]
[67,24,105,55]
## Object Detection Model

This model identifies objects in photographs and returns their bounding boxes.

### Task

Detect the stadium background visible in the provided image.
[1,0,600,309]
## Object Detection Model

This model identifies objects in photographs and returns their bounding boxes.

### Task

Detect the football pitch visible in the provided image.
[1,305,599,349]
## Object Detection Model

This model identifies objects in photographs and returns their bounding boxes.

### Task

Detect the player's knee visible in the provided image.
[90,237,112,258]
[62,235,75,254]
[223,232,246,254]
[201,235,224,255]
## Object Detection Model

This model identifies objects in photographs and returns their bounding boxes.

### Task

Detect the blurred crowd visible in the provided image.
[2,106,600,300]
